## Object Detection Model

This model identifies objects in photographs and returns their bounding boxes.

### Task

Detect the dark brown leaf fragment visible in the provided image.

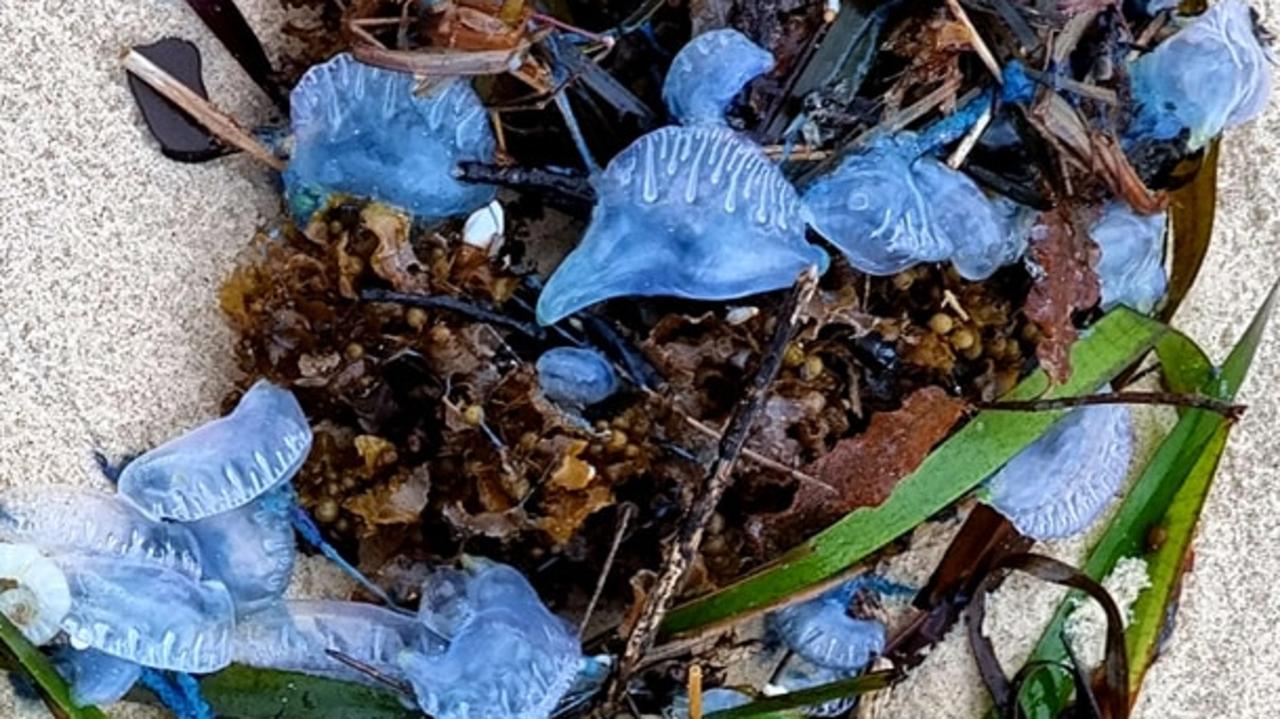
[1024,208,1100,383]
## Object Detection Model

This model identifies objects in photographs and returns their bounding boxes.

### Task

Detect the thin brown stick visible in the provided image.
[614,267,820,692]
[680,415,837,493]
[945,0,1003,82]
[688,664,704,719]
[947,103,992,169]
[975,391,1246,421]
[120,49,285,171]
[579,503,635,635]
[324,649,414,696]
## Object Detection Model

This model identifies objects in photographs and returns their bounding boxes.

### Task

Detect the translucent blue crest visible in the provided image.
[768,579,886,671]
[662,29,775,125]
[53,647,142,708]
[0,485,203,579]
[56,553,235,673]
[285,53,497,222]
[804,138,1014,279]
[536,125,828,324]
[536,347,620,407]
[985,403,1135,540]
[403,560,582,719]
[119,380,313,522]
[771,655,859,717]
[233,600,441,686]
[185,486,297,616]
[1128,0,1272,149]
[666,687,752,718]
[1091,202,1168,314]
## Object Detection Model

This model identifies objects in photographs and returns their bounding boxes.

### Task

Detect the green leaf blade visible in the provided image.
[200,666,416,719]
[0,615,107,719]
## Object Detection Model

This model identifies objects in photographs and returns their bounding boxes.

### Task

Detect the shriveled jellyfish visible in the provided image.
[233,600,441,686]
[984,403,1134,540]
[769,656,859,717]
[662,29,775,126]
[56,553,235,673]
[53,648,143,707]
[185,485,297,616]
[0,543,71,645]
[914,158,1011,281]
[401,559,582,719]
[536,347,619,407]
[768,578,886,672]
[0,485,203,579]
[536,125,828,324]
[666,687,753,718]
[1091,202,1168,314]
[1128,0,1272,150]
[118,380,312,522]
[285,52,497,222]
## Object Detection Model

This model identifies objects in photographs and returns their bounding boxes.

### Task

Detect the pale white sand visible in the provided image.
[0,0,1277,716]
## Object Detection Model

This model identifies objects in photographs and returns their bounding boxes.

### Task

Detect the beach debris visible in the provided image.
[184,486,297,617]
[1128,0,1272,150]
[284,53,497,224]
[53,647,144,708]
[118,380,312,522]
[1023,208,1102,383]
[462,200,506,253]
[0,543,71,645]
[1092,202,1169,314]
[984,403,1135,540]
[536,347,621,407]
[662,29,776,126]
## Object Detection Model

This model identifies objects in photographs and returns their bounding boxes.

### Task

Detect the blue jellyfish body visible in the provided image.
[118,380,313,523]
[55,553,235,673]
[536,347,620,407]
[666,687,753,718]
[662,29,775,126]
[769,579,886,671]
[985,403,1134,540]
[401,560,582,719]
[536,125,828,324]
[185,486,297,616]
[233,600,441,686]
[1091,202,1168,314]
[0,485,203,579]
[53,647,143,707]
[772,655,860,717]
[285,53,497,223]
[1128,0,1271,150]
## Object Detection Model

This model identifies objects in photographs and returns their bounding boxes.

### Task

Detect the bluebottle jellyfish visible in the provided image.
[184,485,297,616]
[56,553,235,673]
[1128,0,1272,150]
[0,485,204,579]
[0,543,71,645]
[118,380,313,523]
[53,648,143,707]
[233,600,441,686]
[401,559,582,719]
[1090,202,1168,314]
[666,687,752,718]
[662,29,775,126]
[768,578,886,672]
[984,403,1134,540]
[536,347,620,407]
[535,125,828,325]
[284,52,497,223]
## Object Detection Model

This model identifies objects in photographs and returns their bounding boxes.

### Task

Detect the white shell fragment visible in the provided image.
[462,200,506,253]
[185,487,297,616]
[118,380,313,522]
[56,553,235,673]
[233,600,441,686]
[536,347,620,407]
[0,543,72,645]
[536,125,828,324]
[985,403,1135,540]
[53,647,142,707]
[0,485,204,579]
[1128,0,1272,149]
[1091,202,1168,314]
[662,29,775,126]
[769,579,886,671]
[402,560,582,719]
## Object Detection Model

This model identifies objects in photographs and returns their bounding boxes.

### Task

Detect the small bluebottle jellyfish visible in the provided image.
[400,559,583,719]
[233,600,442,687]
[666,687,753,718]
[536,347,620,407]
[662,29,775,126]
[913,157,1011,281]
[0,485,204,579]
[55,553,234,673]
[1128,0,1272,150]
[184,485,297,616]
[768,578,887,672]
[1090,202,1168,314]
[769,656,860,717]
[118,380,313,523]
[984,403,1134,540]
[53,648,143,707]
[536,32,828,326]
[284,53,497,223]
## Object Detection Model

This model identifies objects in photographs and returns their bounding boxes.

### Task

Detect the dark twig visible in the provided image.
[324,649,414,697]
[974,391,1246,421]
[361,288,547,340]
[613,267,821,694]
[581,504,636,636]
[455,162,596,204]
[182,0,288,109]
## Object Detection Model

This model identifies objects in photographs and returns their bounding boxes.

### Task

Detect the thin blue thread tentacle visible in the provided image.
[173,672,214,719]
[139,669,189,718]
[289,506,406,612]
